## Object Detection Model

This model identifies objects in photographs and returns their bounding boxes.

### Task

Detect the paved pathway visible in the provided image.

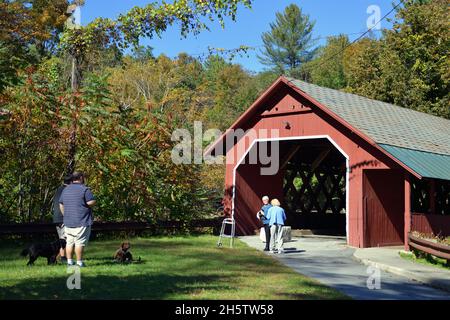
[354,246,450,293]
[239,236,450,300]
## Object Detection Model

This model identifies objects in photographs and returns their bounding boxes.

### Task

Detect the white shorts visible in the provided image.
[65,226,91,247]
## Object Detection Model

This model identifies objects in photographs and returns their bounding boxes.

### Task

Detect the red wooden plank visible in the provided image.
[411,213,450,237]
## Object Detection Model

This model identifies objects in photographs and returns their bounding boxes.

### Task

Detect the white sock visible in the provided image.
[76,260,83,265]
[67,259,73,264]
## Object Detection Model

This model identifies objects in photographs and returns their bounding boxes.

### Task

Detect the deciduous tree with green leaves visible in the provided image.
[0,0,70,91]
[304,35,350,89]
[345,0,449,119]
[304,0,448,119]
[60,0,253,174]
[0,0,256,224]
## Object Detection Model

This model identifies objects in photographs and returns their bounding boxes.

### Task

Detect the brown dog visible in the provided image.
[114,241,133,263]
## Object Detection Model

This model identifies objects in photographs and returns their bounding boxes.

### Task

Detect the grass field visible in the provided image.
[0,235,347,300]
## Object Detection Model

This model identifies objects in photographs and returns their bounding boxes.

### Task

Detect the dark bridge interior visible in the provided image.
[280,139,347,236]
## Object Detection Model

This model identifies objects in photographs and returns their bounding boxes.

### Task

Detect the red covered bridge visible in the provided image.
[205,76,450,249]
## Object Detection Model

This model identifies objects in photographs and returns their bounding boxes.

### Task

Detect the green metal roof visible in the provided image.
[379,144,450,181]
[286,77,450,180]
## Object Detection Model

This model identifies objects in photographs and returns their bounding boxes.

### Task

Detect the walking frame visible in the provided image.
[217,217,235,248]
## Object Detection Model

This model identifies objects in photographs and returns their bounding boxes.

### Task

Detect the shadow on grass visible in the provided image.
[0,236,347,300]
[0,271,341,300]
[0,273,234,300]
[90,256,145,266]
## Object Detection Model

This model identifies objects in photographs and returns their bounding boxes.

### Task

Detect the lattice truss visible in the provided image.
[412,178,450,215]
[283,158,346,215]
[412,178,430,213]
[435,180,450,215]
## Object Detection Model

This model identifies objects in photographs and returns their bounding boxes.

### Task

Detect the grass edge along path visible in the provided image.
[0,235,349,300]
[399,251,450,271]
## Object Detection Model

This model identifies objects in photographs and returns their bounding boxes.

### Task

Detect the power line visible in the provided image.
[159,1,403,63]
[291,0,404,74]
[349,0,403,47]
[186,29,384,59]
[239,29,384,52]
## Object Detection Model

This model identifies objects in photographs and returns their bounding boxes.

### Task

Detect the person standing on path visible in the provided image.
[59,172,96,267]
[256,196,272,251]
[265,199,287,254]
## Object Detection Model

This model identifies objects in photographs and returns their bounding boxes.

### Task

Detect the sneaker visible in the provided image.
[77,262,86,268]
[60,257,67,264]
[67,260,75,266]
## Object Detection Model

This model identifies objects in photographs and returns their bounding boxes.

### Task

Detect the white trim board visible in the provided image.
[230,135,350,243]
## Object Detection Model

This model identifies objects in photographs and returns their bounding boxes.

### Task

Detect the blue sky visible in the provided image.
[79,0,398,72]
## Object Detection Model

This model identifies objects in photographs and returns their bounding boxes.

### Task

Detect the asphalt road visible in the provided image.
[240,236,450,300]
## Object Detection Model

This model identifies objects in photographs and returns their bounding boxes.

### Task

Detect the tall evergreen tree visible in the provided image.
[258,4,317,76]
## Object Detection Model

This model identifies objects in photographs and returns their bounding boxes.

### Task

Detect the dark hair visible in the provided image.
[63,175,72,185]
[71,171,85,182]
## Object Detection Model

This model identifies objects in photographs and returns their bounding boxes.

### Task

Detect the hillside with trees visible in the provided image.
[303,0,449,119]
[0,0,447,224]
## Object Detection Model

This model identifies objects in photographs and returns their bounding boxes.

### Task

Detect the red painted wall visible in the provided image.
[234,162,285,235]
[363,170,405,247]
[411,213,450,237]
[222,84,409,248]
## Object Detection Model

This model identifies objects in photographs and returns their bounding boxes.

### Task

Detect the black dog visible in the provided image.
[20,239,66,266]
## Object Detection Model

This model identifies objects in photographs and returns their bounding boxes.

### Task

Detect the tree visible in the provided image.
[0,68,68,222]
[131,46,155,62]
[60,0,253,68]
[258,4,317,76]
[344,0,449,119]
[59,0,253,175]
[0,0,69,53]
[342,37,384,98]
[304,35,350,89]
[201,55,255,130]
[0,0,70,91]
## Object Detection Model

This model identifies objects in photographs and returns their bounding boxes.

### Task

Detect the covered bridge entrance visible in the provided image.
[205,76,450,248]
[234,137,348,237]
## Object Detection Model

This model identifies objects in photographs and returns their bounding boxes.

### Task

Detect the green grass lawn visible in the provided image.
[0,235,347,300]
[399,251,450,271]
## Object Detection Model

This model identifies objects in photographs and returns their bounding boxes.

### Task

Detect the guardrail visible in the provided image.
[0,218,223,236]
[408,233,450,262]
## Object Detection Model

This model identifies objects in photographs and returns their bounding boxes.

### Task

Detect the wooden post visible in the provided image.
[404,174,411,251]
[66,4,81,175]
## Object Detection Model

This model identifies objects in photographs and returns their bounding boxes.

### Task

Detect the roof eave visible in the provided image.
[204,75,423,179]
[282,76,422,179]
[203,76,286,157]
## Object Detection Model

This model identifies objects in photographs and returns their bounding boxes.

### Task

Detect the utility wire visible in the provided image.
[288,0,404,74]
[157,0,404,64]
[186,29,384,59]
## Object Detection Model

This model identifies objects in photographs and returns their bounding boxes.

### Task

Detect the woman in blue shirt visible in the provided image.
[265,199,286,254]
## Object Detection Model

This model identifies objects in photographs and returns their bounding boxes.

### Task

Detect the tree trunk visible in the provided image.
[67,55,79,175]
[17,176,24,222]
[27,173,34,223]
